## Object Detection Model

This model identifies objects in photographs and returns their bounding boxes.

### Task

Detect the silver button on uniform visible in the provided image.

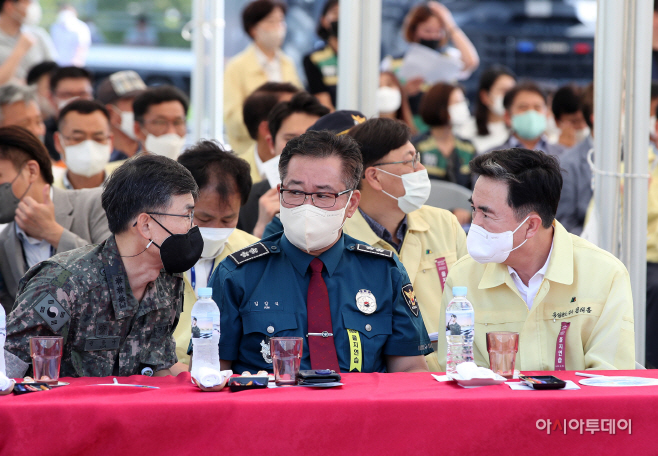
[267,326,274,334]
[365,324,372,332]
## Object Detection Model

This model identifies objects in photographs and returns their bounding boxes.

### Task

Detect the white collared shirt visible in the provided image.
[253,45,283,82]
[184,257,215,292]
[253,143,266,178]
[508,242,554,310]
[15,187,56,268]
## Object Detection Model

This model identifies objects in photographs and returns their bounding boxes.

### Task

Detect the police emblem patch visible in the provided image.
[355,289,376,314]
[260,339,272,364]
[402,284,419,317]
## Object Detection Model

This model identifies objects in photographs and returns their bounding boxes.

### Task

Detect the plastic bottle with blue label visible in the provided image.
[190,288,221,381]
[445,286,474,375]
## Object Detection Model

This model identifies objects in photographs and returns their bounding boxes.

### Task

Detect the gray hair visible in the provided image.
[0,84,38,124]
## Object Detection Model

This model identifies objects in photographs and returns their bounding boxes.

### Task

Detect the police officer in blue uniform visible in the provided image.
[212,130,432,374]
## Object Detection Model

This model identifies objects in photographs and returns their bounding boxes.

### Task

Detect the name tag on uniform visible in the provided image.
[84,337,121,351]
[435,258,448,292]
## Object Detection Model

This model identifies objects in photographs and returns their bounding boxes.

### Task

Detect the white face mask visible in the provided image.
[199,227,235,259]
[448,101,471,126]
[377,86,402,114]
[255,26,286,51]
[279,192,352,253]
[490,95,506,117]
[111,106,137,140]
[23,2,42,26]
[145,133,186,159]
[61,139,111,178]
[378,168,431,214]
[56,97,78,111]
[466,216,530,264]
[573,126,591,143]
[261,155,281,188]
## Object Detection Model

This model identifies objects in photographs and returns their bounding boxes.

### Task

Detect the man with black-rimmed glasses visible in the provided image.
[209,130,432,375]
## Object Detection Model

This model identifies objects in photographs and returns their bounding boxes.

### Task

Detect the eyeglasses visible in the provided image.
[372,154,420,170]
[145,211,194,229]
[279,188,352,208]
[145,118,187,134]
[60,133,111,145]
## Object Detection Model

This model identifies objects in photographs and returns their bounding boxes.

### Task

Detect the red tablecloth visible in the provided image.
[1,370,657,455]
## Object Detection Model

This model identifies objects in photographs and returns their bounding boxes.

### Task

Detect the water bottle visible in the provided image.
[190,288,221,380]
[445,286,474,375]
[0,305,5,376]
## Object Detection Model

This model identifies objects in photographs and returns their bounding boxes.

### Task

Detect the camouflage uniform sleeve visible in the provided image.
[154,279,184,372]
[5,262,74,367]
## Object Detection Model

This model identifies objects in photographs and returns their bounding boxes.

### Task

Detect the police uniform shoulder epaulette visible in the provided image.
[228,242,272,266]
[352,243,394,259]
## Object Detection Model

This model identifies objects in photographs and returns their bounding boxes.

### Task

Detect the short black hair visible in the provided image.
[49,66,93,93]
[581,83,594,130]
[243,82,299,140]
[475,64,516,136]
[242,0,287,38]
[26,61,60,86]
[102,154,199,234]
[551,85,582,121]
[470,148,562,228]
[503,81,547,111]
[0,125,53,184]
[57,99,110,131]
[347,117,410,169]
[317,0,339,41]
[279,130,363,191]
[268,92,329,140]
[133,85,189,124]
[178,140,253,206]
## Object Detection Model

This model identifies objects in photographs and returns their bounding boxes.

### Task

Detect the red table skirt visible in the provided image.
[1,370,657,455]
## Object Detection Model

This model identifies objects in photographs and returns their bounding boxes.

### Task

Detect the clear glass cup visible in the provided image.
[29,336,63,384]
[270,337,303,386]
[486,331,519,379]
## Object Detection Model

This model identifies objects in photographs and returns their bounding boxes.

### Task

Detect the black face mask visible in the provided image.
[0,167,30,224]
[328,20,338,37]
[419,38,439,50]
[149,216,204,274]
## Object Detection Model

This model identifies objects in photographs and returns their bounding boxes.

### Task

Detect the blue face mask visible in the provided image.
[511,110,547,140]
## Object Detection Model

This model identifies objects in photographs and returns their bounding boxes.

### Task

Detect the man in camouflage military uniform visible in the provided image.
[5,154,200,377]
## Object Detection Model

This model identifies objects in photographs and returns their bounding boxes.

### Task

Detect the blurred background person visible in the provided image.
[124,14,157,47]
[53,99,119,190]
[472,65,517,155]
[239,81,299,185]
[413,82,475,189]
[172,140,258,373]
[485,81,562,157]
[550,84,589,150]
[133,85,188,159]
[0,0,55,85]
[25,59,57,122]
[238,91,329,237]
[43,65,93,161]
[0,82,45,139]
[95,70,147,162]
[378,71,417,134]
[49,3,90,67]
[303,0,338,110]
[224,0,301,156]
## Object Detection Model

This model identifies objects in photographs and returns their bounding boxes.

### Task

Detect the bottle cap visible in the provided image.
[452,286,467,297]
[198,287,213,298]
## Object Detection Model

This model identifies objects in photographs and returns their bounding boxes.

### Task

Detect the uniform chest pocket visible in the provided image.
[242,312,298,336]
[342,310,392,339]
[418,252,458,273]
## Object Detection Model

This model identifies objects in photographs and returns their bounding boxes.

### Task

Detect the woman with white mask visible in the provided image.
[412,82,476,192]
[171,140,259,373]
[472,65,517,155]
[377,71,417,135]
[345,118,467,373]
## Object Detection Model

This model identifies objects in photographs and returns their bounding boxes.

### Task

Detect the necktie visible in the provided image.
[306,258,340,372]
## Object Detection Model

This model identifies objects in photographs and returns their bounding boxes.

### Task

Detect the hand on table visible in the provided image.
[15,185,64,248]
[193,376,228,392]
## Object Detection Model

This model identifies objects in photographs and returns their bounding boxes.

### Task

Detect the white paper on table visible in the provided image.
[505,380,580,391]
[397,43,464,85]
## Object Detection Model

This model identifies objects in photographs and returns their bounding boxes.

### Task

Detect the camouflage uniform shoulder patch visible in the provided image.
[34,293,71,333]
[228,242,270,266]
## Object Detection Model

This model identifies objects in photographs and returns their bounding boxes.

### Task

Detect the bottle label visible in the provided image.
[191,311,219,339]
[445,309,474,339]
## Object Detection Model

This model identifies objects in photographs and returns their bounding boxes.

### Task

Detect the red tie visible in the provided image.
[307,258,341,372]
